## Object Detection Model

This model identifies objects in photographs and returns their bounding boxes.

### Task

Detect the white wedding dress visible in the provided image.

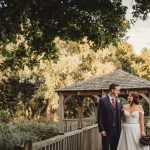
[117,110,150,150]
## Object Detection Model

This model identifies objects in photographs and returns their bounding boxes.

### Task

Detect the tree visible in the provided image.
[0,75,47,119]
[113,42,137,73]
[133,48,150,80]
[0,0,150,70]
[132,0,150,20]
[0,38,117,121]
[0,0,128,69]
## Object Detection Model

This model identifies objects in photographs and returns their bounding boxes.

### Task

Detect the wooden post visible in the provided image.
[14,146,23,150]
[24,140,32,150]
[149,92,150,116]
[58,93,65,134]
[102,90,106,97]
[92,95,100,123]
[14,140,32,150]
[78,96,84,129]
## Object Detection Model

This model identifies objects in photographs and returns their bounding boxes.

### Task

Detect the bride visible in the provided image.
[117,92,150,150]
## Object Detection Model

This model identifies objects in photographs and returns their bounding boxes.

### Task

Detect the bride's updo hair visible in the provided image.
[130,91,139,105]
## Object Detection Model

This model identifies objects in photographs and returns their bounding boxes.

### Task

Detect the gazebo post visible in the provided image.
[102,90,107,97]
[58,92,65,134]
[92,95,100,121]
[78,96,84,129]
[149,92,150,115]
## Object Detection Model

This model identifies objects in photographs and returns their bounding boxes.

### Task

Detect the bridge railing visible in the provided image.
[64,117,96,132]
[15,124,102,150]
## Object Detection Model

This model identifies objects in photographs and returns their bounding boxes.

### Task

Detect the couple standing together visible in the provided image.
[97,83,150,150]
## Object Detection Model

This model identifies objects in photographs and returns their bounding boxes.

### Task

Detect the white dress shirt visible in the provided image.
[109,95,116,104]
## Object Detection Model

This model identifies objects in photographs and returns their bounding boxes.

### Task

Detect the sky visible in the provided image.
[122,0,150,54]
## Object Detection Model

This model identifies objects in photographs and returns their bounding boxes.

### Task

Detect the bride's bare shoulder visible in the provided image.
[137,104,144,115]
[137,104,144,110]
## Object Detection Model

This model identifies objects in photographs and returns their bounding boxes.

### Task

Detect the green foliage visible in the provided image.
[133,0,150,20]
[64,96,95,118]
[114,42,137,73]
[0,120,58,150]
[140,99,149,116]
[119,97,128,105]
[0,110,11,123]
[0,39,150,122]
[133,48,150,80]
[0,0,149,70]
[0,76,47,119]
[0,0,129,69]
[83,97,95,117]
[64,97,79,118]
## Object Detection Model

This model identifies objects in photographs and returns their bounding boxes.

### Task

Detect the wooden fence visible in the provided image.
[64,117,96,132]
[15,118,150,150]
[15,124,102,150]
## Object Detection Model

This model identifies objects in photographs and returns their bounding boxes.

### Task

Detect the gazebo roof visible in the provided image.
[55,69,150,92]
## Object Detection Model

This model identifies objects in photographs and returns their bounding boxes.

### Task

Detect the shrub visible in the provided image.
[0,120,58,150]
[0,110,11,123]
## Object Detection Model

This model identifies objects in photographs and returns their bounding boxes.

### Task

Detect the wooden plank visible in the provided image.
[76,134,79,150]
[58,141,60,150]
[75,134,77,150]
[24,140,32,150]
[149,92,150,116]
[78,98,84,129]
[67,137,70,150]
[70,136,73,150]
[55,142,57,150]
[52,143,54,150]
[32,125,101,150]
[58,93,65,133]
[57,91,102,96]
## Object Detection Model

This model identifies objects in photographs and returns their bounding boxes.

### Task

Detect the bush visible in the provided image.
[0,120,58,150]
[0,110,11,123]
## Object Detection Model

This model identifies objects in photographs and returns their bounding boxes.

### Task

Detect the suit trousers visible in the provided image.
[102,126,119,150]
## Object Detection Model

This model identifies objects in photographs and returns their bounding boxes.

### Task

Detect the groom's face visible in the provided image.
[111,86,120,97]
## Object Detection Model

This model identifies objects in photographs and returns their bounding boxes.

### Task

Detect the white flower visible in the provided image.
[117,99,120,103]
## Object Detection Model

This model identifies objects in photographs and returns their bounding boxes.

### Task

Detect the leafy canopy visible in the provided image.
[0,0,150,69]
[0,0,128,69]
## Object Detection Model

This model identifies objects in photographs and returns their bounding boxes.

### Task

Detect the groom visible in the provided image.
[97,83,122,150]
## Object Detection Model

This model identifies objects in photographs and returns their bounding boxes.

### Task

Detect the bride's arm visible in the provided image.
[139,105,145,137]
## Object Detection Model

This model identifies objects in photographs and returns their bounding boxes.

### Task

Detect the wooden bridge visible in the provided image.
[16,70,150,150]
[17,123,102,150]
[15,118,150,150]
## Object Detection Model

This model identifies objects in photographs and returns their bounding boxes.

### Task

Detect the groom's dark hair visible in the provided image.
[109,83,120,91]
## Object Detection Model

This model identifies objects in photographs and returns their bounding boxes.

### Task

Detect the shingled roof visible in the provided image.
[55,69,150,92]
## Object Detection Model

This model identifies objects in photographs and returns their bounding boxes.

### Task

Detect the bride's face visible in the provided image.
[127,93,133,103]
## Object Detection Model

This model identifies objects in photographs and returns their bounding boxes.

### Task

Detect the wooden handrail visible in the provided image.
[15,124,101,150]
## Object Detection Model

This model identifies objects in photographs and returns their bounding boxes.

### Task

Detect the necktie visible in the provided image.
[112,98,116,108]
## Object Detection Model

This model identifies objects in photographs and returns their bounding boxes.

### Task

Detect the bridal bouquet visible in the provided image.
[140,135,150,145]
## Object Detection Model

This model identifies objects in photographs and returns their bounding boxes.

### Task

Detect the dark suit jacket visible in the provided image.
[97,96,122,135]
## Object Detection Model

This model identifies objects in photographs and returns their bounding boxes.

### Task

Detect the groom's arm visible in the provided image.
[97,98,105,132]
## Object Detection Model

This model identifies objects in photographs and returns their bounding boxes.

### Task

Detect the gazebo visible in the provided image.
[55,69,150,133]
